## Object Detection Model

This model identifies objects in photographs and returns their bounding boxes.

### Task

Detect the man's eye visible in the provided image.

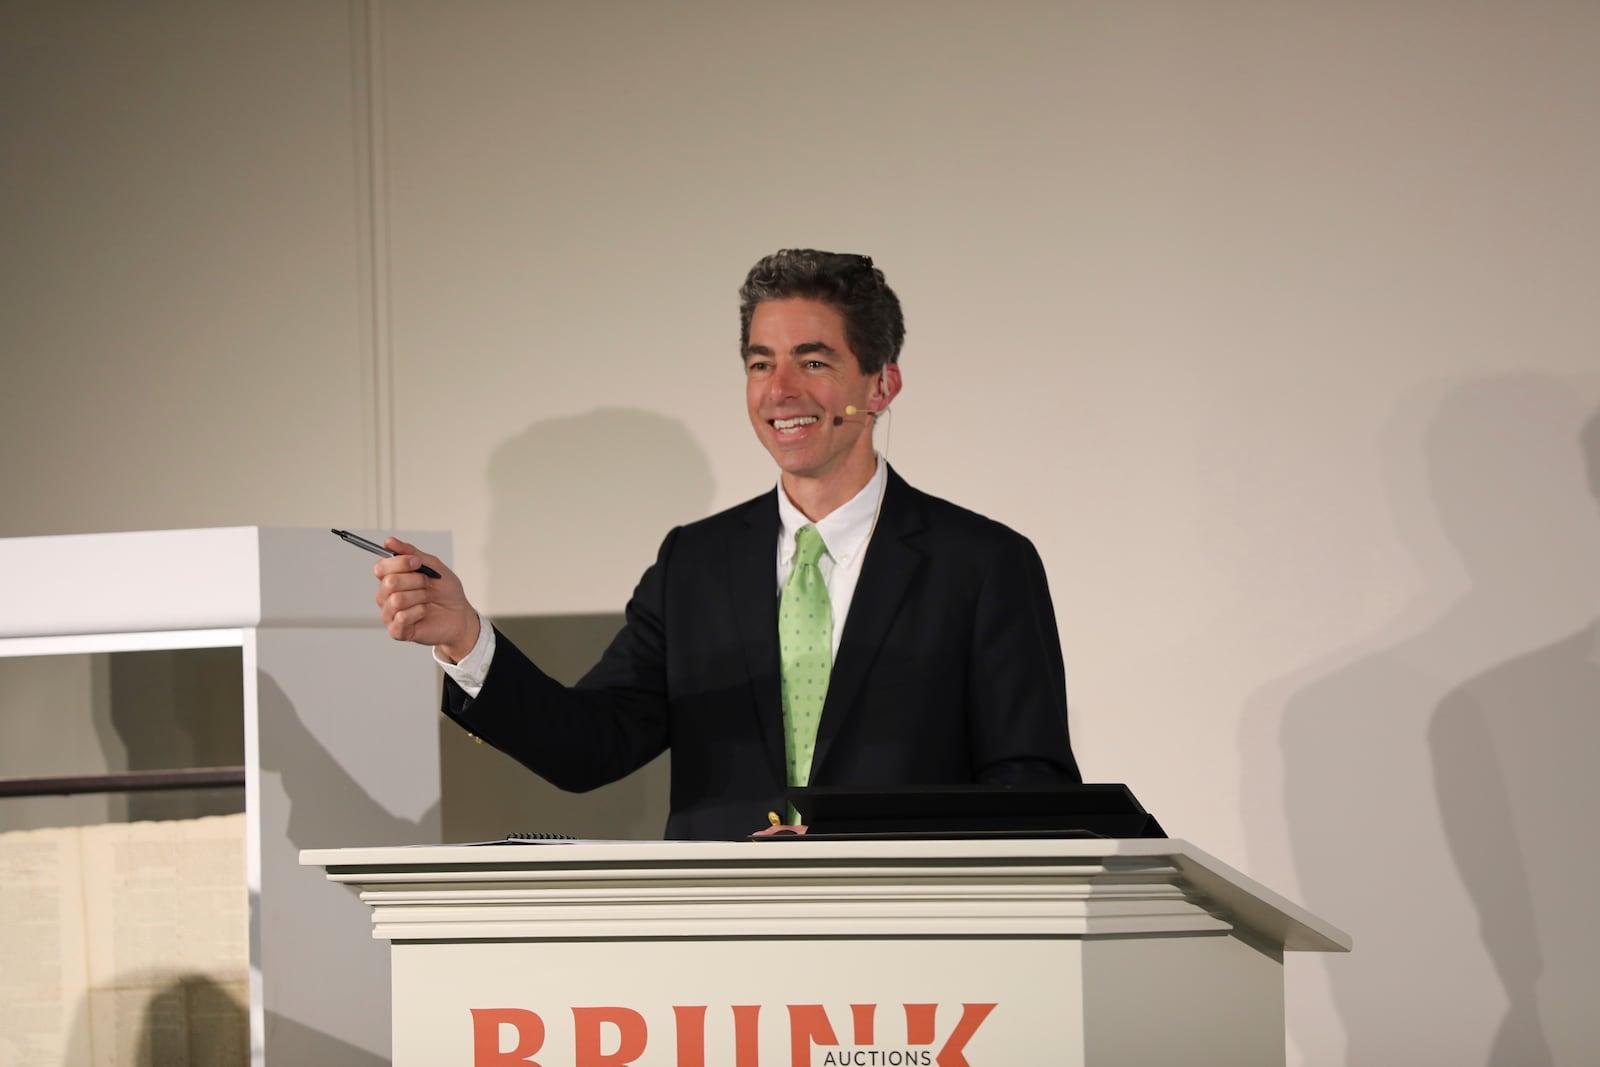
[805,360,827,370]
[746,361,770,373]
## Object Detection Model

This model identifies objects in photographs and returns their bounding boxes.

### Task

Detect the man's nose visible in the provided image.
[768,361,799,399]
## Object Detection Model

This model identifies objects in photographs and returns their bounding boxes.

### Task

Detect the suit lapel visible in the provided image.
[810,468,926,780]
[729,491,788,784]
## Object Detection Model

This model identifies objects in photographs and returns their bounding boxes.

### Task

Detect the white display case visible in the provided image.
[0,526,448,1065]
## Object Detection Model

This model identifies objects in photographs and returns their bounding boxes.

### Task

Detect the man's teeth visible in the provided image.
[773,416,818,431]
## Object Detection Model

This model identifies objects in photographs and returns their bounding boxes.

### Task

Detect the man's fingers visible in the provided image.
[373,552,421,580]
[379,586,429,620]
[374,575,409,607]
[377,569,426,597]
[374,546,449,585]
[405,549,448,580]
[370,537,461,646]
[386,604,426,642]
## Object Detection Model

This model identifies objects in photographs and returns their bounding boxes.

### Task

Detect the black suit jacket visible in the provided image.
[443,466,1080,839]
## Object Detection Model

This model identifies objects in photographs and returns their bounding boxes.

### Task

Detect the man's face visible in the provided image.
[745,298,881,489]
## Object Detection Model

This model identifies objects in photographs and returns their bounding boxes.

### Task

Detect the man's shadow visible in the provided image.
[1427,405,1600,1066]
[441,407,716,842]
[1246,375,1599,1065]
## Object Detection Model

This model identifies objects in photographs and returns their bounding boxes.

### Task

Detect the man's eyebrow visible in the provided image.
[743,341,837,359]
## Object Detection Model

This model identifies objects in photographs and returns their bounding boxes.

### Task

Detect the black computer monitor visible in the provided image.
[783,783,1166,839]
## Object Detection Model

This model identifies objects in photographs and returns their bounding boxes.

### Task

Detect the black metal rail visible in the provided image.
[0,767,246,797]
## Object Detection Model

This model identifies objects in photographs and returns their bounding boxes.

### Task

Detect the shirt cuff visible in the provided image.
[435,612,495,698]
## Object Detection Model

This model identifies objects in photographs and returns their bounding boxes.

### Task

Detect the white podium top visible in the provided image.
[302,837,1351,953]
[0,526,449,651]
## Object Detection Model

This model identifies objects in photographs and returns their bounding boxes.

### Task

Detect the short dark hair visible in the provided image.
[738,249,906,375]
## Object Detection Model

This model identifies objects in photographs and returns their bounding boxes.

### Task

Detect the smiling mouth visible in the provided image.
[771,416,819,435]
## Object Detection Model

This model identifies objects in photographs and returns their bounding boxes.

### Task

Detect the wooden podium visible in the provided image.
[303,838,1350,1066]
[1,526,449,1065]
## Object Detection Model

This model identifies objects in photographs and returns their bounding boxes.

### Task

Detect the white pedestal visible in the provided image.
[2,526,449,1065]
[304,838,1350,1066]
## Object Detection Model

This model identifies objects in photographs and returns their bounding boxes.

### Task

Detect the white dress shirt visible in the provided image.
[773,453,886,660]
[439,455,889,697]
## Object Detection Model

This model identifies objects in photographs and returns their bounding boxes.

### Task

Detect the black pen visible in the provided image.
[331,529,442,579]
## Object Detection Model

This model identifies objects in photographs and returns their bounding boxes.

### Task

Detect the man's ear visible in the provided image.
[874,362,903,411]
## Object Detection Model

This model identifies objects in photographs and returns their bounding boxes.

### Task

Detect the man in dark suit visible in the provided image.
[375,250,1080,840]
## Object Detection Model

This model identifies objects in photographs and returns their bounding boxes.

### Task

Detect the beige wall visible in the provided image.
[3,2,1598,1064]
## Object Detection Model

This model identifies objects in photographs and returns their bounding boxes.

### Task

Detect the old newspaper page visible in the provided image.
[0,814,248,1066]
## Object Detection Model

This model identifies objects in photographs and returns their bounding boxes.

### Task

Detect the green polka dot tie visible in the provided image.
[780,524,832,818]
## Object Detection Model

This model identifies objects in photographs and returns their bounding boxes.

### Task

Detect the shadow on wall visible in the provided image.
[1260,375,1599,1066]
[63,973,249,1066]
[1428,404,1600,1067]
[258,671,441,849]
[134,974,250,1065]
[441,408,717,843]
[256,672,432,1066]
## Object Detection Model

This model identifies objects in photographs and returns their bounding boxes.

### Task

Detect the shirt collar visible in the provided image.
[776,454,887,569]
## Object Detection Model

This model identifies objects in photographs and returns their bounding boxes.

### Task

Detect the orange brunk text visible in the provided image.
[470,1001,999,1067]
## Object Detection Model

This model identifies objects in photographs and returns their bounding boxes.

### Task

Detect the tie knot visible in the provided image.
[793,525,827,567]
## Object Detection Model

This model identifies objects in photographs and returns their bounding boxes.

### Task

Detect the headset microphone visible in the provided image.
[832,370,893,426]
[832,405,879,427]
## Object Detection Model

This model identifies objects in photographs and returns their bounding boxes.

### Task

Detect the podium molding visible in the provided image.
[305,837,1349,1066]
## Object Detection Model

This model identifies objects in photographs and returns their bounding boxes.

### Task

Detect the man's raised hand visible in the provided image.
[373,537,481,663]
